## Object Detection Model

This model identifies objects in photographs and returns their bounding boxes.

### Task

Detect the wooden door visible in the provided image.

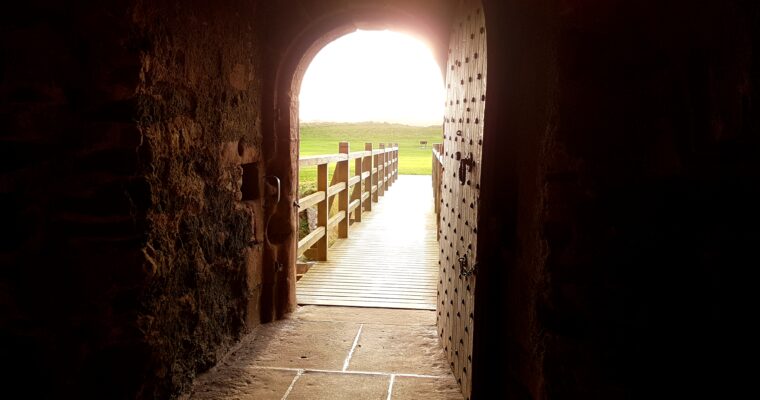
[437,1,486,398]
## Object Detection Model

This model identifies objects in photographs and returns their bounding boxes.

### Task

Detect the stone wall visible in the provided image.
[0,0,146,397]
[0,0,267,398]
[133,0,266,397]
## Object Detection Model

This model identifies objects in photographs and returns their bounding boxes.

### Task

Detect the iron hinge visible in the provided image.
[459,253,478,277]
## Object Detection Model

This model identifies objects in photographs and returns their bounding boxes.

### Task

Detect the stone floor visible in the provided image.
[186,305,463,400]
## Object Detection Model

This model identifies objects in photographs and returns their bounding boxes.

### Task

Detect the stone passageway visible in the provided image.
[1,0,738,398]
[188,306,463,399]
[188,175,455,398]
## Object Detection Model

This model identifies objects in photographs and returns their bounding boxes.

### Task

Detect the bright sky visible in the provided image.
[299,30,445,127]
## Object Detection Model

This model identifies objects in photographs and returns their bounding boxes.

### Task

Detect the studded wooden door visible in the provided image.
[437,1,485,399]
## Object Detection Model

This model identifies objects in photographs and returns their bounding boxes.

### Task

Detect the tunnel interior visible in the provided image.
[1,0,750,398]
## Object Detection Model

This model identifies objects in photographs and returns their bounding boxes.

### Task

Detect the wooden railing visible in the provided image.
[432,143,444,238]
[298,142,399,260]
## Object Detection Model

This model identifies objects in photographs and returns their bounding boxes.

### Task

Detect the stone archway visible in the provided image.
[259,0,456,322]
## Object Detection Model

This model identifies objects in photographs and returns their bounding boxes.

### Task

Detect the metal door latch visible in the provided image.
[456,152,475,185]
[459,253,478,277]
[264,175,281,204]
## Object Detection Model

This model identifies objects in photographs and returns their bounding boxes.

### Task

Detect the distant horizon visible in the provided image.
[300,120,442,128]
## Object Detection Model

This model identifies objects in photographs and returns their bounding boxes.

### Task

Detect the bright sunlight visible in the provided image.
[299,30,445,127]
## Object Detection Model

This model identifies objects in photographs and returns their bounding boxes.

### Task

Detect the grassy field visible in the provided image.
[298,122,442,195]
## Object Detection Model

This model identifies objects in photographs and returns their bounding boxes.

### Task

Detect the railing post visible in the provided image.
[383,143,388,191]
[378,143,386,197]
[353,144,363,222]
[385,143,393,190]
[393,142,399,183]
[388,143,393,188]
[338,142,349,238]
[297,140,405,260]
[366,143,376,207]
[384,143,390,189]
[316,161,328,260]
[390,143,394,185]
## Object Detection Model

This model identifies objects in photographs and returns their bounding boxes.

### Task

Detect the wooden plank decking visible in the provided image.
[297,175,438,310]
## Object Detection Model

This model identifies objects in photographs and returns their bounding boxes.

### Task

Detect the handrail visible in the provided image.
[299,154,347,167]
[299,148,396,167]
[297,141,400,259]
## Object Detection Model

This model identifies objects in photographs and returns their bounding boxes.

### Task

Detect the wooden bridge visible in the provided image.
[295,142,439,310]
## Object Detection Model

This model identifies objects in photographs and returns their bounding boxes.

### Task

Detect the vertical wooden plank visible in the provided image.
[353,145,363,222]
[387,143,393,189]
[365,143,375,209]
[386,143,391,188]
[372,145,378,203]
[337,142,349,238]
[395,143,399,183]
[390,144,394,185]
[394,143,399,183]
[378,143,386,197]
[316,162,328,260]
[386,143,390,188]
[387,143,392,187]
[389,143,395,185]
[382,143,388,190]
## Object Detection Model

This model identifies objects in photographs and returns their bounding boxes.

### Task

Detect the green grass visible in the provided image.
[298,122,442,196]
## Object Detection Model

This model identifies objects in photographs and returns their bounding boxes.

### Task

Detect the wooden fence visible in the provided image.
[432,143,444,238]
[297,142,399,260]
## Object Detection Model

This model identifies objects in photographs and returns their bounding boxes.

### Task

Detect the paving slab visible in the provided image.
[293,305,436,326]
[287,371,389,400]
[188,307,461,398]
[392,375,464,400]
[189,367,296,400]
[226,319,359,370]
[348,323,451,375]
